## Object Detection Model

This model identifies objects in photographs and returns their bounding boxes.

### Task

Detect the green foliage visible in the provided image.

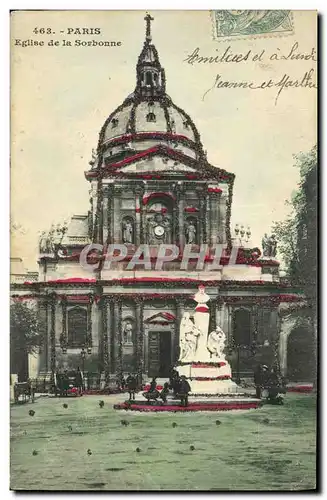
[10,301,43,364]
[272,144,317,287]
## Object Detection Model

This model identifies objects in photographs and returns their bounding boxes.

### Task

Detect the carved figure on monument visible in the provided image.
[122,320,134,344]
[46,225,56,253]
[207,326,227,361]
[89,148,97,167]
[269,234,277,257]
[53,224,63,246]
[122,219,134,244]
[39,231,48,253]
[262,233,278,257]
[179,312,201,362]
[186,220,196,244]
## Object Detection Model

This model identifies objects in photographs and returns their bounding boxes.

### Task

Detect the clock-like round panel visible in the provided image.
[154,225,165,237]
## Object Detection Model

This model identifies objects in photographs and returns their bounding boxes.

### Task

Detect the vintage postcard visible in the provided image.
[10,10,317,491]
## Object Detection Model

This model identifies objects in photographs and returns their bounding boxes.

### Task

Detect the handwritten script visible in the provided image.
[184,42,317,105]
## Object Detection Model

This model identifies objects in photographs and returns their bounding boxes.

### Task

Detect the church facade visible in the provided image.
[11,16,306,388]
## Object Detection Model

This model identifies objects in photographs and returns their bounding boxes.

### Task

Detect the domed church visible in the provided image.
[12,15,305,388]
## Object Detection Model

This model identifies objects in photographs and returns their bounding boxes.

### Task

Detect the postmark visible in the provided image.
[211,10,294,41]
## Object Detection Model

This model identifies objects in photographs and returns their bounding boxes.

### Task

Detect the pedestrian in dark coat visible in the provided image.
[160,382,170,403]
[143,378,160,401]
[75,367,83,394]
[126,373,137,401]
[254,364,263,399]
[179,376,191,407]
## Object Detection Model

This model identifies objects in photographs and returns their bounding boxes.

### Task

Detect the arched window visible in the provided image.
[67,307,87,347]
[145,71,152,85]
[232,308,252,346]
[146,112,156,122]
[111,118,118,129]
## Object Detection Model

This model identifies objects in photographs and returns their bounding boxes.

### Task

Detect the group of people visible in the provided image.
[55,367,84,396]
[120,369,192,407]
[142,374,191,407]
[254,364,286,403]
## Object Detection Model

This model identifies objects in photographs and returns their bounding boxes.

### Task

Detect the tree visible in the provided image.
[272,144,317,387]
[10,301,44,381]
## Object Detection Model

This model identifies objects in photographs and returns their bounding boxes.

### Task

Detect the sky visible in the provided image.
[10,10,317,271]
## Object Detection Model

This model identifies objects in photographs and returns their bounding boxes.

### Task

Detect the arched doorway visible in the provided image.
[287,324,315,382]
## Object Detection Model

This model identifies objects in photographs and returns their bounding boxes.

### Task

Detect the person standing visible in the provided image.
[179,376,191,407]
[126,373,137,401]
[75,367,83,395]
[254,363,263,399]
[160,382,170,403]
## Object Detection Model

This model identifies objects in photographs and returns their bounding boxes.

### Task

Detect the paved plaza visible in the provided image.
[10,392,316,491]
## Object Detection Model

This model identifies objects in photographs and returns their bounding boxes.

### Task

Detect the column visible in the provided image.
[113,299,123,378]
[113,186,122,244]
[109,298,115,372]
[106,185,114,244]
[135,298,144,384]
[219,195,228,245]
[60,296,67,352]
[209,297,217,332]
[86,295,93,349]
[210,192,220,245]
[207,195,212,245]
[278,304,297,377]
[98,186,104,245]
[198,185,207,244]
[102,187,109,244]
[174,183,184,248]
[101,297,110,385]
[135,184,144,245]
[175,298,185,363]
[38,299,48,372]
[49,293,56,377]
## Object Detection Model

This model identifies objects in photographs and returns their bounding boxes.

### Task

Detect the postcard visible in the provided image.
[10,10,317,491]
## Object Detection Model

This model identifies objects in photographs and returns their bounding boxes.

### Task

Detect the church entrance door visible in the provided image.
[148,331,172,378]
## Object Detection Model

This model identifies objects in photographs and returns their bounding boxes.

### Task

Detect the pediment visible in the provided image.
[145,312,176,324]
[86,145,234,182]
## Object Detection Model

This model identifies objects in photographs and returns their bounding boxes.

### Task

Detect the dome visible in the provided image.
[97,15,203,160]
[99,95,199,144]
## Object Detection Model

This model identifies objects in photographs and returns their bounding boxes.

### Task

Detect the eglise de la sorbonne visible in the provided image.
[11,15,310,389]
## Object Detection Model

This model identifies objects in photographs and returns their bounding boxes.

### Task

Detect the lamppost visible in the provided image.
[81,346,86,375]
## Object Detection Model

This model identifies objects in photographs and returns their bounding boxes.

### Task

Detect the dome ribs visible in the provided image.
[171,101,204,160]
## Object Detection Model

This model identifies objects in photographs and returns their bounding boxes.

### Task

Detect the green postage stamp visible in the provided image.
[211,10,294,40]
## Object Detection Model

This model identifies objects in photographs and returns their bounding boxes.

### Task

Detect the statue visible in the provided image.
[269,234,277,257]
[179,313,201,363]
[186,220,196,244]
[39,231,48,253]
[42,225,56,253]
[123,219,133,244]
[262,233,269,256]
[89,148,97,166]
[207,326,227,361]
[262,233,278,257]
[123,320,133,344]
[53,224,63,246]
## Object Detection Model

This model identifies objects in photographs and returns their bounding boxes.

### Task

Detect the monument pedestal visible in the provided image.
[176,362,239,395]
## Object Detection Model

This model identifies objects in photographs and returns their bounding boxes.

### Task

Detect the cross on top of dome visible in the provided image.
[144,13,154,43]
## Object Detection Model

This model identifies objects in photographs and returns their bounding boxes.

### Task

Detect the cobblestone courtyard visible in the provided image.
[10,393,316,491]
